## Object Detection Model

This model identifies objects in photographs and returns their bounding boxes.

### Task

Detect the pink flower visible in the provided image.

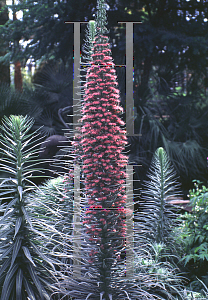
[100,219,106,225]
[83,220,90,224]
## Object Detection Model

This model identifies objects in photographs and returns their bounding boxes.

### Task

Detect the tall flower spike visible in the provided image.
[65,1,130,299]
[78,0,129,297]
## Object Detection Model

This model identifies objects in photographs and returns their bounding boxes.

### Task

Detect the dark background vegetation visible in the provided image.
[0,0,208,197]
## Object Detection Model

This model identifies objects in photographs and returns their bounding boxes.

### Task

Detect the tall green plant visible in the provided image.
[131,147,186,299]
[0,115,62,299]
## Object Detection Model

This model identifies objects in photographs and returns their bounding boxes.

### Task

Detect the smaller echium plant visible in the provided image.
[0,115,61,299]
[132,147,185,299]
[135,147,182,255]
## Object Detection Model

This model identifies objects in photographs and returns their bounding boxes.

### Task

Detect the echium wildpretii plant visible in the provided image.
[0,115,62,299]
[59,0,130,299]
[134,147,182,255]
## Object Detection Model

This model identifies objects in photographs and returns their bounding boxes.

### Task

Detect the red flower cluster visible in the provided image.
[72,32,129,264]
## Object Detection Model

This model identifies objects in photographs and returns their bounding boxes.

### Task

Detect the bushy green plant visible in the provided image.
[178,180,208,291]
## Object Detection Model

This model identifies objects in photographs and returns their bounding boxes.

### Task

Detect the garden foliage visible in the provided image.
[0,0,207,299]
[178,181,208,292]
[180,181,208,266]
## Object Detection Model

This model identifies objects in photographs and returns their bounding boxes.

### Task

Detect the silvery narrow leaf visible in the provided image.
[21,206,33,228]
[23,277,36,300]
[4,197,18,215]
[18,186,23,201]
[0,177,17,186]
[14,217,22,238]
[0,244,14,261]
[0,228,13,240]
[0,209,14,226]
[0,259,11,281]
[27,263,44,299]
[10,237,22,270]
[30,241,56,269]
[22,246,36,267]
[0,263,18,300]
[16,268,23,300]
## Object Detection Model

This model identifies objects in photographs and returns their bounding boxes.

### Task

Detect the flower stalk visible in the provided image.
[71,0,129,297]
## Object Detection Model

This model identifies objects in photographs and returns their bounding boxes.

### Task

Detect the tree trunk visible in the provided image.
[13,0,23,92]
[0,1,10,85]
[14,60,23,92]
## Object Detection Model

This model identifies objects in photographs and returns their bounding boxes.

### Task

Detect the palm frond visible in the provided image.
[0,83,30,121]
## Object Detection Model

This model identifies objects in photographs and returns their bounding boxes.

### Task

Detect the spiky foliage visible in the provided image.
[131,242,185,300]
[134,147,182,254]
[26,175,74,257]
[0,115,61,299]
[80,20,97,109]
[128,148,186,299]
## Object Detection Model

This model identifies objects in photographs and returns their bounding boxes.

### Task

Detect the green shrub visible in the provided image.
[178,180,208,291]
